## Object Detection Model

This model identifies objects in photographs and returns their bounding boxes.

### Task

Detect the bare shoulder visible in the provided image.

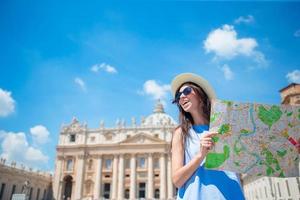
[171,127,184,170]
[173,126,183,137]
[172,127,184,146]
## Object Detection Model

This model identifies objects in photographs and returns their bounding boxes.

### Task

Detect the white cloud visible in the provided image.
[203,24,267,67]
[0,131,48,166]
[221,64,234,80]
[141,80,170,102]
[286,70,300,83]
[234,15,254,24]
[74,77,86,91]
[30,125,50,144]
[91,63,118,74]
[26,147,48,162]
[294,30,300,37]
[0,88,16,117]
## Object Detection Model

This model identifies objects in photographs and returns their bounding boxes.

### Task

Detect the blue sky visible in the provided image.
[0,1,300,172]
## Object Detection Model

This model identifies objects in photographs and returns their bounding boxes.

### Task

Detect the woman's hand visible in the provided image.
[199,131,218,157]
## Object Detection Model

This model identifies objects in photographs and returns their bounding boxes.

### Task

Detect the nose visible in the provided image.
[180,92,187,98]
[178,93,188,103]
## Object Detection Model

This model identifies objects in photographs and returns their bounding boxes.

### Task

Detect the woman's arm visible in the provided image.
[171,128,216,188]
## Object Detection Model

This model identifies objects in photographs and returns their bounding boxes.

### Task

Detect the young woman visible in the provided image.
[170,73,245,200]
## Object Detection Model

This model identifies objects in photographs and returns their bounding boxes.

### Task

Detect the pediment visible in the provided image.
[120,133,165,144]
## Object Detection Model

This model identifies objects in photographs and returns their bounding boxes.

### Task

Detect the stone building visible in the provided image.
[0,158,52,200]
[243,83,300,200]
[53,101,177,200]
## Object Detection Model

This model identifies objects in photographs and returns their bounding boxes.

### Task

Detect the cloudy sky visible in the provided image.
[0,1,300,172]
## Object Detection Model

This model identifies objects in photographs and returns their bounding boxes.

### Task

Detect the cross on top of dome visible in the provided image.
[153,99,165,113]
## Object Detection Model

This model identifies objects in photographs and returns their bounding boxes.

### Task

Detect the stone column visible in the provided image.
[112,155,118,200]
[167,155,174,199]
[74,155,85,200]
[130,154,136,199]
[94,155,103,200]
[53,156,63,200]
[160,153,167,199]
[147,153,154,199]
[117,154,125,199]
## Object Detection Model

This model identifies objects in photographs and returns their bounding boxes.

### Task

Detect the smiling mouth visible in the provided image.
[182,101,189,106]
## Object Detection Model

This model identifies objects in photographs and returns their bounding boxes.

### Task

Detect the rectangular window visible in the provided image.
[105,159,112,169]
[29,188,33,200]
[66,159,73,171]
[124,189,129,199]
[138,183,146,198]
[0,183,5,200]
[10,185,16,200]
[36,188,40,200]
[154,189,160,198]
[43,189,46,200]
[103,183,110,199]
[138,157,145,168]
[69,134,76,142]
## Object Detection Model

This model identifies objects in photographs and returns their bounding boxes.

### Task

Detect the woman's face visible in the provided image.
[177,84,201,113]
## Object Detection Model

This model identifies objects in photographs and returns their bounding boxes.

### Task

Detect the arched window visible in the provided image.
[63,175,73,200]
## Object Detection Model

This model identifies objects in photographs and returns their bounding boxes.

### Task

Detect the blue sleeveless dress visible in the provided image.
[177,125,245,200]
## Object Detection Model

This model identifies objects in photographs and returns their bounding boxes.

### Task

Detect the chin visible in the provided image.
[183,105,193,113]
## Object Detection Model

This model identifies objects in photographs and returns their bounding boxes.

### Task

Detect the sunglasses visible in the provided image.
[172,86,193,104]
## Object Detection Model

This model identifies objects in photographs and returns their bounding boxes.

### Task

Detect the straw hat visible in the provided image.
[170,73,217,101]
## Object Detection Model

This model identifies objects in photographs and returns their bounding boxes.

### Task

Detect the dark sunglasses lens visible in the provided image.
[174,87,192,103]
[183,87,192,95]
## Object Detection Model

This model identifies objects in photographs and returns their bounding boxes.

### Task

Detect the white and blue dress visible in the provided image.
[177,125,245,200]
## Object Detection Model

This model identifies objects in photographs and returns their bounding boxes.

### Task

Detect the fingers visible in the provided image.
[200,131,218,153]
[201,140,214,146]
[200,138,214,149]
[201,137,213,142]
[202,131,218,138]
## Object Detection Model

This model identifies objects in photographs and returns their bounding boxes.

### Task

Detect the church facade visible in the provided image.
[53,101,177,200]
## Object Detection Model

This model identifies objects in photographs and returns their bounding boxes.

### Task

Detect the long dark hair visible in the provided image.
[171,82,211,150]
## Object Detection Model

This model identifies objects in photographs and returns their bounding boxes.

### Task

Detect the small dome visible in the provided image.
[142,100,177,126]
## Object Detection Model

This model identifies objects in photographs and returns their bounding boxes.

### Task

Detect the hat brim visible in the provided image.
[171,73,216,101]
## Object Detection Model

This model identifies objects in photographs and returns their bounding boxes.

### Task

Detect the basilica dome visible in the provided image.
[142,100,177,127]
